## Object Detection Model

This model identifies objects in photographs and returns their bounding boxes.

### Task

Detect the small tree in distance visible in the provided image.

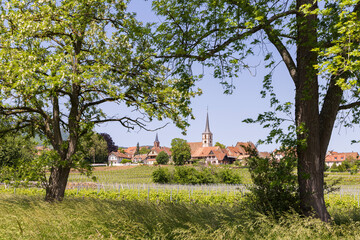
[215,142,226,149]
[100,133,118,153]
[140,147,151,155]
[156,151,169,165]
[171,138,191,165]
[135,143,140,156]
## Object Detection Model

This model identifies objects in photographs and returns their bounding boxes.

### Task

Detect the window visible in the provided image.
[335,157,337,160]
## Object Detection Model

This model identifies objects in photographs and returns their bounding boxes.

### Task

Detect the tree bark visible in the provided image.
[296,0,330,222]
[45,165,71,202]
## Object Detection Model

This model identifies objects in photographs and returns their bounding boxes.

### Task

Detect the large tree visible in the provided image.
[0,0,198,201]
[170,138,191,165]
[152,0,360,221]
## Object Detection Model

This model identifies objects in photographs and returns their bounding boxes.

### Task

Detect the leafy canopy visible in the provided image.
[156,151,169,165]
[170,138,191,165]
[0,0,200,168]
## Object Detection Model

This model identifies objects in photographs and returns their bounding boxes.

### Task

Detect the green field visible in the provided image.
[68,165,253,184]
[68,165,360,186]
[0,193,360,239]
[2,166,360,239]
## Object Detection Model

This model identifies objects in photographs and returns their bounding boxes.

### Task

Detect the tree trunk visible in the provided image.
[45,166,71,202]
[296,0,330,222]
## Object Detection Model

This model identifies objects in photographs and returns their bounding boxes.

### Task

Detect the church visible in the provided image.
[109,112,256,165]
[186,112,254,165]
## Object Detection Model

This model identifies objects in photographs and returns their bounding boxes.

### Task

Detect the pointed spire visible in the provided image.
[204,111,211,133]
[154,133,160,148]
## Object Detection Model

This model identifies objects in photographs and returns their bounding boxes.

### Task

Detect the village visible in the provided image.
[108,113,360,169]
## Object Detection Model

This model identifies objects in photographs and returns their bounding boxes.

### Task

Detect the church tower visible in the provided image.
[202,112,213,147]
[154,133,160,148]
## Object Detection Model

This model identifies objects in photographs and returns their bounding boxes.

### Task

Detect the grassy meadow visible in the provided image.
[1,194,360,240]
[2,165,360,239]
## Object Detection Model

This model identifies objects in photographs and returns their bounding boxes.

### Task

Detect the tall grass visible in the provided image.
[1,194,360,239]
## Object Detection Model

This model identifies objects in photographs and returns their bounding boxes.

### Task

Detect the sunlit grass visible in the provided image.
[1,194,360,239]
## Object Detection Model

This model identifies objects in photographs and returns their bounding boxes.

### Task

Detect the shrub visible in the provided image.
[156,151,169,165]
[152,167,170,183]
[152,166,241,185]
[197,167,217,184]
[217,168,242,184]
[246,152,300,218]
[173,166,200,184]
[121,159,132,164]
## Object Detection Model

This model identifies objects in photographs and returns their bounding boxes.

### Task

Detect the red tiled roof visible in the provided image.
[151,147,172,156]
[259,152,271,158]
[109,151,131,159]
[131,154,148,161]
[187,142,203,155]
[235,142,257,153]
[124,146,137,155]
[226,146,246,158]
[192,146,226,161]
[325,152,359,162]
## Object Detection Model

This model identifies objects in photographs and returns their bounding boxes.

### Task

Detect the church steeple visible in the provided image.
[204,111,211,133]
[154,133,160,148]
[202,111,213,147]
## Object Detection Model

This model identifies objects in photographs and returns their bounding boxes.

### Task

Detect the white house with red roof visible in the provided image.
[325,151,359,167]
[108,151,132,165]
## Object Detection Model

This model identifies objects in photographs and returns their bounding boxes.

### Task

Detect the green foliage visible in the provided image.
[246,151,300,217]
[217,168,242,184]
[153,166,241,185]
[170,138,191,165]
[0,0,199,198]
[0,134,45,185]
[139,147,151,155]
[331,159,360,174]
[152,167,171,183]
[135,143,140,156]
[214,142,226,149]
[80,132,108,164]
[156,151,169,165]
[1,189,360,239]
[121,159,132,164]
[0,134,36,168]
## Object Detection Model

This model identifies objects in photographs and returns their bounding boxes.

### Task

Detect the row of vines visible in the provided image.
[2,184,360,208]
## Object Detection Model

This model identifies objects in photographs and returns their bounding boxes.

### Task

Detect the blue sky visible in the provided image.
[95,1,360,152]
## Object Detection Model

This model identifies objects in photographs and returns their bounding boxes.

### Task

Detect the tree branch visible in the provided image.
[157,9,297,61]
[338,101,360,110]
[81,97,117,112]
[264,26,297,84]
[91,117,169,131]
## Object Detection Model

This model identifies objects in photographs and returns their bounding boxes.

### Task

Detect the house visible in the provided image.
[258,152,271,158]
[146,133,172,164]
[114,111,257,166]
[131,154,148,163]
[325,151,359,167]
[191,146,231,165]
[226,142,257,163]
[108,151,131,165]
[124,146,137,157]
[186,112,255,165]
